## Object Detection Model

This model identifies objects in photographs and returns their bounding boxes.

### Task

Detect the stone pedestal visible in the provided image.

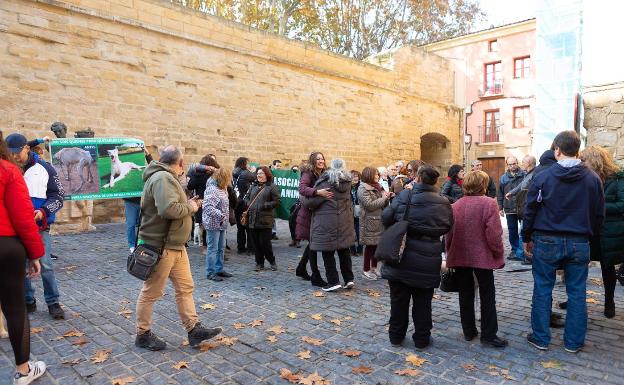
[50,200,95,235]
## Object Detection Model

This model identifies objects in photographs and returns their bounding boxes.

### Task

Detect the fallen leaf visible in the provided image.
[233,323,246,329]
[339,349,361,357]
[366,289,380,297]
[90,349,112,364]
[395,368,421,377]
[461,363,477,371]
[299,371,330,385]
[118,309,133,319]
[72,337,88,346]
[313,291,325,297]
[215,336,238,346]
[120,299,131,305]
[297,350,312,360]
[279,368,301,384]
[98,275,110,280]
[406,354,427,367]
[587,290,600,296]
[63,330,85,338]
[287,312,297,319]
[181,340,189,346]
[352,365,373,374]
[541,360,564,369]
[302,336,324,346]
[209,292,221,298]
[62,358,82,365]
[589,278,603,286]
[172,361,189,370]
[267,335,277,343]
[198,341,220,351]
[111,376,135,385]
[200,303,216,310]
[486,371,500,376]
[343,316,353,320]
[30,327,43,334]
[249,319,263,327]
[310,314,323,320]
[267,325,286,334]
[487,365,498,370]
[586,298,598,304]
[330,319,341,326]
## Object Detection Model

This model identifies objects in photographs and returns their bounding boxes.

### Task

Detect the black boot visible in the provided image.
[135,330,166,351]
[188,323,222,348]
[605,299,615,318]
[310,273,328,288]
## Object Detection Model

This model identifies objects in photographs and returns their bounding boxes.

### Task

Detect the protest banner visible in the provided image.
[271,169,301,220]
[49,138,146,200]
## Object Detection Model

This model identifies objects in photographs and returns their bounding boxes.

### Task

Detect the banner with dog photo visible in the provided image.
[49,138,147,200]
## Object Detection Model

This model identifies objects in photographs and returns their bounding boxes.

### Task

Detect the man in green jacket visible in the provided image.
[135,145,221,351]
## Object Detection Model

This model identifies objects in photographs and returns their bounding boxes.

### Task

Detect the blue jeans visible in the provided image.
[25,231,60,305]
[206,230,225,276]
[531,233,589,350]
[506,214,523,258]
[124,200,141,249]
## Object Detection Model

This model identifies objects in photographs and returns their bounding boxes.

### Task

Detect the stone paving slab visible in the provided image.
[1,221,623,385]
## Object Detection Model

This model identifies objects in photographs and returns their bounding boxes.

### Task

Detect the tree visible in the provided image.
[171,0,485,59]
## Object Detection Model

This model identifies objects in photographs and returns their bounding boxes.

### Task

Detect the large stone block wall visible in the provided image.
[584,83,624,159]
[0,0,461,227]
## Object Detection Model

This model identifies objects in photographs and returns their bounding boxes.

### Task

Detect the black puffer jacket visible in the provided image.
[440,179,463,203]
[380,184,453,288]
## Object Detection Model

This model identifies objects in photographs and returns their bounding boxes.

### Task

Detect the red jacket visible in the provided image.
[445,195,504,270]
[0,159,44,259]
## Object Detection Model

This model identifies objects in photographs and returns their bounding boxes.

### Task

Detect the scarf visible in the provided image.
[447,176,463,186]
[371,182,383,192]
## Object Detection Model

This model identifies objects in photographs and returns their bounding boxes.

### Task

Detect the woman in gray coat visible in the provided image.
[358,167,393,280]
[303,159,356,292]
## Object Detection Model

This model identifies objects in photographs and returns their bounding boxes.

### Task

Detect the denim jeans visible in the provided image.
[506,214,523,258]
[25,231,60,306]
[531,233,589,350]
[205,230,225,276]
[124,200,141,249]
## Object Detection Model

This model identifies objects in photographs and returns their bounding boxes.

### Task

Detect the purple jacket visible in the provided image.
[295,170,319,241]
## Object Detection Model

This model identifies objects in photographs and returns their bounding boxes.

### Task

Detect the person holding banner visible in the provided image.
[295,152,331,287]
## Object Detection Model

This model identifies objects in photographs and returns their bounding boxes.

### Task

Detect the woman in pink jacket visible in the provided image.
[445,170,507,348]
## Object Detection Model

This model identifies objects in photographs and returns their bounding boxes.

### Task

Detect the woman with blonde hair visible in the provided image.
[578,145,624,318]
[203,167,233,281]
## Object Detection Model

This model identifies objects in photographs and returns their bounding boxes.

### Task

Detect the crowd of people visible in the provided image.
[1,127,623,384]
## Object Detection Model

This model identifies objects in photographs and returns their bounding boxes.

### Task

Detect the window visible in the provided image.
[483,110,501,142]
[488,39,498,52]
[484,62,502,93]
[513,106,530,128]
[514,56,530,78]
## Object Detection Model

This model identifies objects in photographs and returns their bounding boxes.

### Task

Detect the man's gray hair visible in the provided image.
[160,145,182,165]
[523,155,537,168]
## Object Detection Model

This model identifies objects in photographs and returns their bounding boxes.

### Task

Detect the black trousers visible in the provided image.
[388,280,434,348]
[0,237,30,365]
[249,228,275,266]
[601,261,616,303]
[296,244,324,285]
[321,248,353,285]
[235,205,253,252]
[455,267,498,340]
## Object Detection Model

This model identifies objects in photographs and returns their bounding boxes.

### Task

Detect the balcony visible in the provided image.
[476,124,501,144]
[479,80,504,98]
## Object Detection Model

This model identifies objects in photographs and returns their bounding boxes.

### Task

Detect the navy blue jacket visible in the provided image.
[22,153,64,226]
[521,161,605,242]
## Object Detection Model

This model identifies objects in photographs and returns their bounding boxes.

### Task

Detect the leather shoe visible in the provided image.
[464,331,478,341]
[217,271,233,278]
[481,336,508,348]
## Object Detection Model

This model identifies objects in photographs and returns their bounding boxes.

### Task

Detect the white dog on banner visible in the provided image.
[103,148,145,188]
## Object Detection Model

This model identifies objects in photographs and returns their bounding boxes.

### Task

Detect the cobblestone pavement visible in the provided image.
[1,221,623,385]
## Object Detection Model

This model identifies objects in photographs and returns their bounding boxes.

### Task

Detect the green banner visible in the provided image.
[49,138,146,200]
[272,169,301,220]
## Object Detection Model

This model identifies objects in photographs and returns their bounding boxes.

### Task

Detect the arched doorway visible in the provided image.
[420,133,452,180]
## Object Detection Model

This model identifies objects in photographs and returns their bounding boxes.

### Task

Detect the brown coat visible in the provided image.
[357,182,389,246]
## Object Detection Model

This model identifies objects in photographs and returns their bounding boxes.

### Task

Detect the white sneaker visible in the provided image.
[14,361,46,385]
[129,247,135,253]
[362,271,377,280]
[343,281,355,289]
[373,270,382,278]
[322,284,342,292]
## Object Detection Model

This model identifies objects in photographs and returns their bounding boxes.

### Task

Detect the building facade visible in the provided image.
[424,20,536,186]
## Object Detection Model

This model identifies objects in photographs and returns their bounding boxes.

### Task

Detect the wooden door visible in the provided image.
[479,157,506,191]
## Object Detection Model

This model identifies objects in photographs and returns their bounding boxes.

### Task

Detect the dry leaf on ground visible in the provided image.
[330,319,341,325]
[198,341,220,351]
[63,330,85,338]
[302,336,324,346]
[62,358,82,365]
[111,376,135,385]
[587,290,600,296]
[313,291,325,297]
[267,335,278,343]
[366,289,380,297]
[233,323,247,329]
[586,298,598,304]
[352,365,373,374]
[589,278,603,286]
[120,299,131,305]
[395,368,421,377]
[90,349,112,364]
[118,309,133,319]
[209,292,221,298]
[541,360,564,369]
[279,368,301,384]
[406,354,427,367]
[181,340,189,346]
[200,303,216,310]
[299,371,330,385]
[461,363,477,371]
[297,350,312,360]
[172,361,189,370]
[287,312,297,319]
[216,336,238,346]
[72,337,88,346]
[267,325,286,334]
[338,349,361,357]
[30,327,43,334]
[310,314,323,320]
[249,319,263,327]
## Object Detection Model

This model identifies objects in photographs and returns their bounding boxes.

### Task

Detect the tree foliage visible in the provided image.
[171,0,485,59]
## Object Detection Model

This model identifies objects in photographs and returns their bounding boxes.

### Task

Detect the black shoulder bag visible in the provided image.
[374,189,413,266]
[127,212,171,281]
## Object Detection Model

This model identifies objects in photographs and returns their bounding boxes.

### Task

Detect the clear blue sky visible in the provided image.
[476,0,537,30]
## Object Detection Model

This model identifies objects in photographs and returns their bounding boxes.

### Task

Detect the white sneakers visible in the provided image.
[344,281,355,289]
[14,361,46,385]
[362,271,377,280]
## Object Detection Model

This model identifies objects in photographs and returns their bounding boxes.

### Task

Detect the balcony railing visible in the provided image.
[477,124,501,143]
[479,80,504,98]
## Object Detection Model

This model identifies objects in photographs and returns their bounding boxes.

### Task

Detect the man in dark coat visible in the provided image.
[497,156,525,261]
[471,160,496,198]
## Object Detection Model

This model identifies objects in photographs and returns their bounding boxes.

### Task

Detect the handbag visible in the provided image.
[127,212,170,281]
[439,268,459,292]
[241,186,264,226]
[374,190,412,265]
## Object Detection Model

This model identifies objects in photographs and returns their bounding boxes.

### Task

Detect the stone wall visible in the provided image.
[0,0,461,227]
[584,83,624,158]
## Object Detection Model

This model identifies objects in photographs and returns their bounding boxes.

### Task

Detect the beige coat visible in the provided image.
[357,182,389,246]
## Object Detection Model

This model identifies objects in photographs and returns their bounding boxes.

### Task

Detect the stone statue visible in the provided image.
[50,122,67,138]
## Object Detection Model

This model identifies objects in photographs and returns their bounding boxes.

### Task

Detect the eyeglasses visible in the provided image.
[407,168,413,172]
[507,163,517,166]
